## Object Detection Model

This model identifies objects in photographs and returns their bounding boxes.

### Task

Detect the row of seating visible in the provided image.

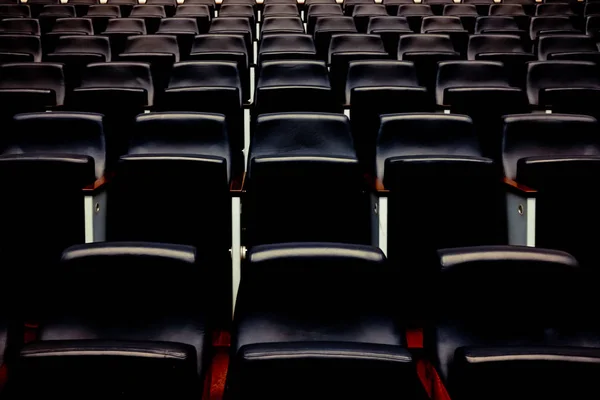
[0,110,597,318]
[0,241,596,400]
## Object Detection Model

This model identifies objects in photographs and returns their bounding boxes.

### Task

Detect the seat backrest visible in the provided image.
[104,17,146,33]
[475,16,520,33]
[327,33,386,64]
[489,4,527,15]
[398,33,455,57]
[0,62,65,105]
[530,16,577,40]
[467,34,527,60]
[376,113,481,180]
[0,18,40,35]
[436,60,511,105]
[52,35,111,60]
[537,34,598,60]
[129,111,231,181]
[78,61,154,105]
[0,34,41,61]
[421,15,465,32]
[502,113,600,180]
[346,60,420,103]
[122,34,180,59]
[6,112,106,179]
[50,17,93,33]
[525,60,600,106]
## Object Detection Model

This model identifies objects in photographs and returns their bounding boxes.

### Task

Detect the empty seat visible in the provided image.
[536,2,575,16]
[44,17,94,53]
[159,61,244,160]
[443,4,478,33]
[344,0,374,16]
[538,34,600,62]
[424,0,453,15]
[263,4,299,17]
[346,60,431,171]
[475,16,527,41]
[255,60,336,114]
[397,4,434,32]
[467,34,534,87]
[0,18,40,35]
[7,242,210,399]
[106,0,137,16]
[38,5,76,33]
[529,16,579,41]
[46,35,110,89]
[328,33,388,103]
[84,5,120,33]
[219,4,255,36]
[23,0,56,17]
[258,33,316,63]
[102,18,146,59]
[526,60,600,117]
[0,112,105,261]
[489,4,529,29]
[366,16,411,55]
[119,34,179,91]
[208,17,253,60]
[0,62,64,121]
[398,33,460,92]
[183,0,215,15]
[436,61,527,160]
[352,4,387,32]
[261,16,304,35]
[129,5,166,33]
[502,114,600,267]
[0,34,41,62]
[144,0,177,16]
[306,4,342,34]
[430,245,600,400]
[231,243,400,349]
[109,113,233,319]
[586,14,600,39]
[377,114,506,265]
[68,0,97,17]
[70,62,153,165]
[189,34,249,102]
[383,0,414,15]
[246,113,370,245]
[0,5,30,19]
[174,5,211,33]
[313,16,357,58]
[156,18,200,57]
[228,244,428,400]
[421,16,469,54]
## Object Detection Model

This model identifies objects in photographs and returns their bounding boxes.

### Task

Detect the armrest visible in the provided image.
[230,172,246,194]
[365,174,389,196]
[503,177,537,197]
[83,174,110,194]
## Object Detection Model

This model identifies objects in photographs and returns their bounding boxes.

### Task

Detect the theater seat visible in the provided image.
[246,113,370,245]
[429,245,600,400]
[6,242,210,399]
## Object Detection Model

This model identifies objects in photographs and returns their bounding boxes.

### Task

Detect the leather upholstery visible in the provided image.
[537,34,600,62]
[255,60,335,114]
[467,34,528,60]
[530,16,578,40]
[247,113,369,245]
[128,112,231,181]
[306,4,343,34]
[377,113,480,179]
[352,4,387,32]
[263,4,299,17]
[75,61,154,106]
[35,242,209,375]
[258,34,316,64]
[313,16,357,58]
[0,18,40,35]
[475,16,522,33]
[430,245,600,400]
[0,62,65,106]
[502,113,600,180]
[8,242,208,398]
[233,243,403,351]
[436,60,512,105]
[489,4,527,15]
[5,111,106,179]
[208,17,252,58]
[261,16,304,34]
[536,3,575,16]
[526,61,600,107]
[227,342,429,400]
[0,34,41,62]
[162,61,243,154]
